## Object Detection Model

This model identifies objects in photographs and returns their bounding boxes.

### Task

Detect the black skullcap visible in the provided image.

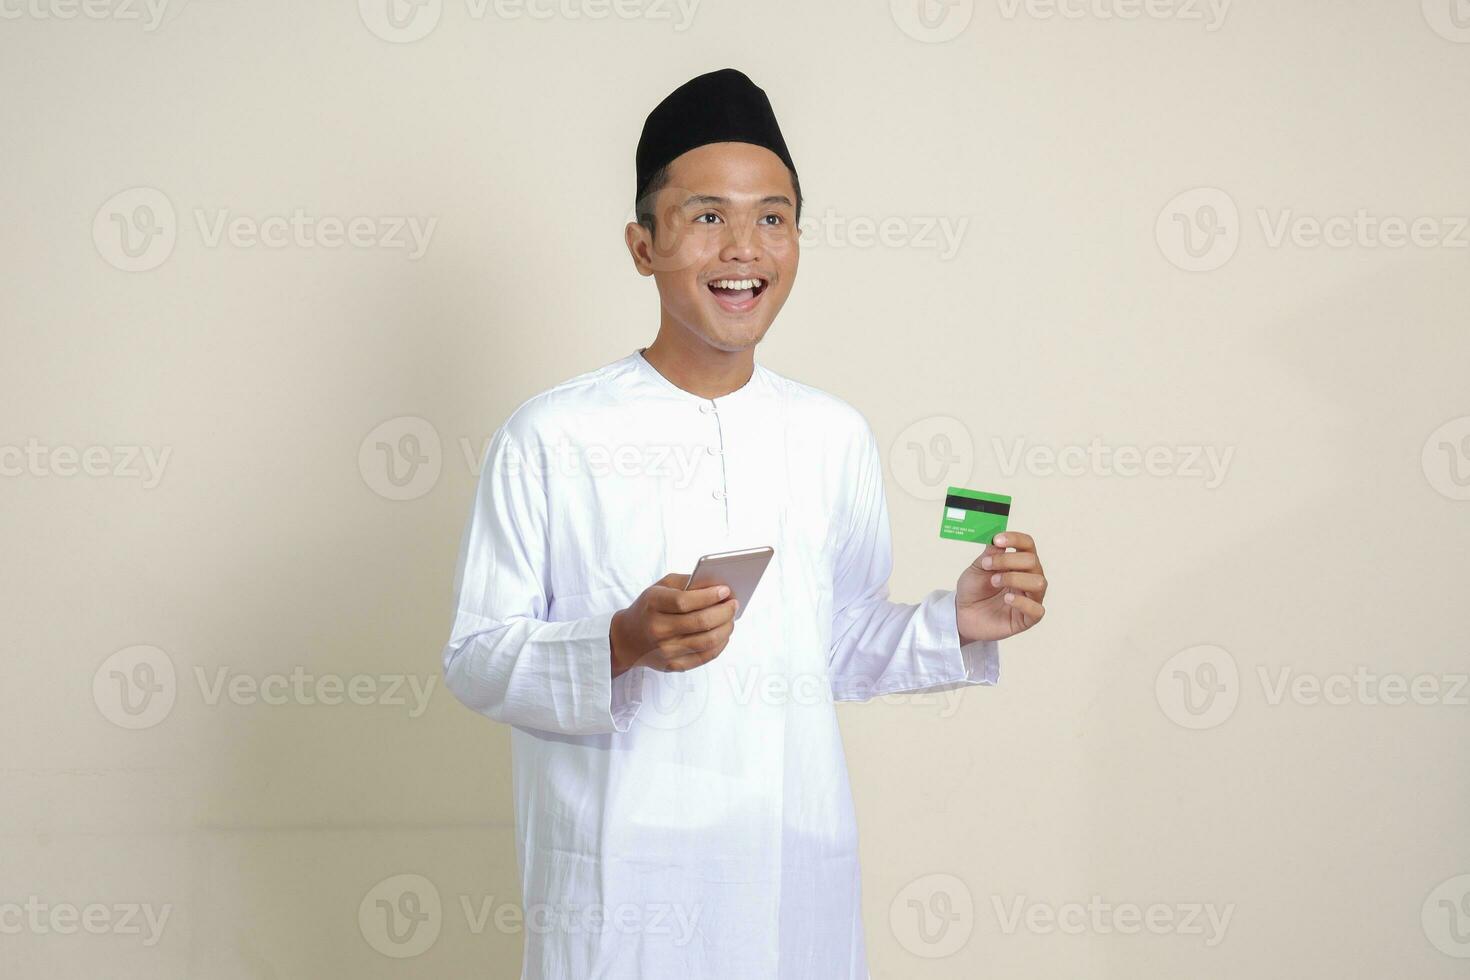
[635,68,797,203]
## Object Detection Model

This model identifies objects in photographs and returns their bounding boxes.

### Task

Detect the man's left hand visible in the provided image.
[955,531,1048,644]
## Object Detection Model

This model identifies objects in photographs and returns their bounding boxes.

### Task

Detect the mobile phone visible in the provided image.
[685,546,774,621]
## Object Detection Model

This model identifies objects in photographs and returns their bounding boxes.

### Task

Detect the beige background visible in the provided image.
[3,0,1469,977]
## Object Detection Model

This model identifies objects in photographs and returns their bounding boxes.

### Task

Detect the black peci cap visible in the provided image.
[635,68,797,203]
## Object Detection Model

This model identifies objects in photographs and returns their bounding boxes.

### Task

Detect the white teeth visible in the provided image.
[710,278,762,290]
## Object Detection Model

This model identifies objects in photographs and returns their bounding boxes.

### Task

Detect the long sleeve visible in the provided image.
[441,421,644,735]
[826,422,1000,701]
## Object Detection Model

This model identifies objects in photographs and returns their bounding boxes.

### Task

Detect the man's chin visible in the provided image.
[687,317,770,354]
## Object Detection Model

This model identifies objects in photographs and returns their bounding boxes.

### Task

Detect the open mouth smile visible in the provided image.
[706,276,770,315]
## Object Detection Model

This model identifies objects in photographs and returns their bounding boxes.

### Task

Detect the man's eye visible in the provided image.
[760,214,784,226]
[694,213,722,224]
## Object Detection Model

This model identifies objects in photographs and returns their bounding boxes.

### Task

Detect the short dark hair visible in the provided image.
[635,163,804,239]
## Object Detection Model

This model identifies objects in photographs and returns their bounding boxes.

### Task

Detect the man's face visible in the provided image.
[625,142,800,353]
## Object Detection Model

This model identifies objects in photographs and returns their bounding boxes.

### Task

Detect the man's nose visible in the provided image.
[719,224,759,264]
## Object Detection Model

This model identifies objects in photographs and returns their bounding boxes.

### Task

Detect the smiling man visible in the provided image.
[442,68,1049,979]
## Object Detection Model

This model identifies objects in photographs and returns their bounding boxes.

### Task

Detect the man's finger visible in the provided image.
[1004,592,1045,624]
[983,551,1040,573]
[993,531,1034,552]
[661,624,735,669]
[651,583,730,614]
[663,598,738,634]
[993,571,1046,595]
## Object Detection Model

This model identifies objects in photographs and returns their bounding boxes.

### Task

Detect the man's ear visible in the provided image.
[624,221,656,277]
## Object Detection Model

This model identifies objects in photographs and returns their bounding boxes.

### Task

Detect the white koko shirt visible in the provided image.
[442,349,1000,979]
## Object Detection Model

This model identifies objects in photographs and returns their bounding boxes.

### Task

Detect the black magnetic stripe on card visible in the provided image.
[944,494,1011,516]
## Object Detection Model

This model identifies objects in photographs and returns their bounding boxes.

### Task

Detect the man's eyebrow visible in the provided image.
[679,194,795,208]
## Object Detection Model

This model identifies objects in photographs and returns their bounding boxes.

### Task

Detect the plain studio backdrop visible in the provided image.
[3,1,1468,977]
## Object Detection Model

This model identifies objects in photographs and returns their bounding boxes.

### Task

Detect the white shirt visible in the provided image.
[442,349,999,979]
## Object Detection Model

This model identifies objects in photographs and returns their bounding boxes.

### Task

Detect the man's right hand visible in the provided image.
[610,573,739,676]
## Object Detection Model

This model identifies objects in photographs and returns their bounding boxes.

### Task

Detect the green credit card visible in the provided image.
[939,487,1011,544]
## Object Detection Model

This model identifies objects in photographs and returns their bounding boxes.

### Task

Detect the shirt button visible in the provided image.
[711,489,725,500]
[699,402,716,414]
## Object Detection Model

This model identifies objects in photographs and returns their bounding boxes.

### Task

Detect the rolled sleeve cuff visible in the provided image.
[580,611,645,733]
[928,589,1001,690]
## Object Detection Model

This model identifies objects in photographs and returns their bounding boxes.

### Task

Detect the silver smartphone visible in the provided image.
[685,546,774,621]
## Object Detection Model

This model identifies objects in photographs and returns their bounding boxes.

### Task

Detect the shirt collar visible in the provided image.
[632,347,768,409]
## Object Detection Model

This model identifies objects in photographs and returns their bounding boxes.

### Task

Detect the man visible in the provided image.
[442,68,1049,979]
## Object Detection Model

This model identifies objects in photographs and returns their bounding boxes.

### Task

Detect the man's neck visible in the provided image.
[641,325,755,400]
